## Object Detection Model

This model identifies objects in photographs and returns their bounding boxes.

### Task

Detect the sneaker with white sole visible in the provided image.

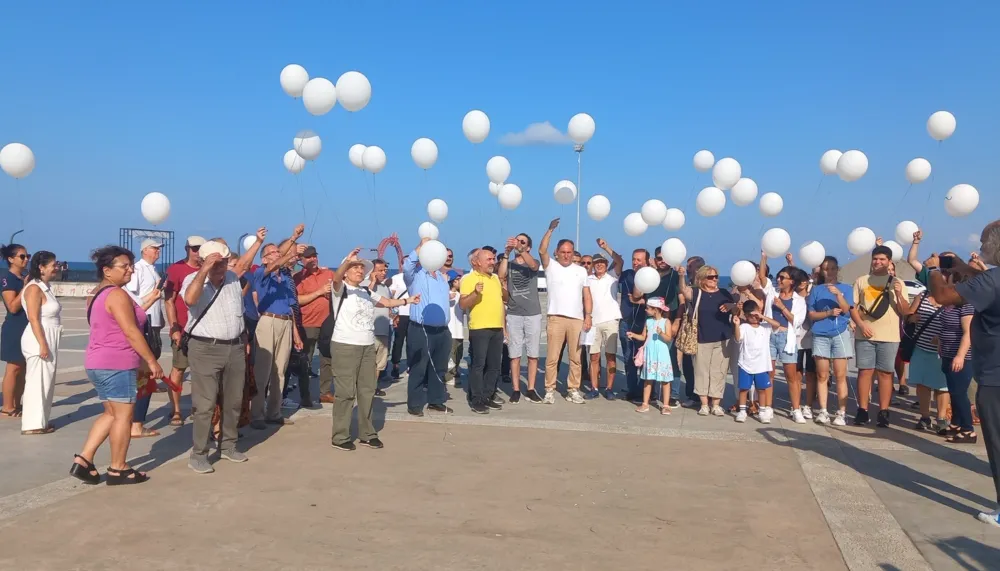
[542,391,556,404]
[566,389,585,404]
[815,410,831,425]
[698,405,710,416]
[977,508,1000,528]
[832,410,847,426]
[791,409,806,424]
[801,406,814,420]
[711,405,725,417]
[760,407,773,424]
[735,410,748,423]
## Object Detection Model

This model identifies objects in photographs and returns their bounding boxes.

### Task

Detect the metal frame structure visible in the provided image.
[119,227,176,276]
[376,233,405,270]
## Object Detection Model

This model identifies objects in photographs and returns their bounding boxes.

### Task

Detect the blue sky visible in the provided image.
[1,1,997,270]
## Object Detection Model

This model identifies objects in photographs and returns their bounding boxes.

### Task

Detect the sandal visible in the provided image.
[106,466,149,486]
[21,424,56,435]
[69,454,101,485]
[946,431,978,444]
[130,427,160,439]
[635,405,650,413]
[660,406,671,415]
[169,413,184,427]
[0,408,21,418]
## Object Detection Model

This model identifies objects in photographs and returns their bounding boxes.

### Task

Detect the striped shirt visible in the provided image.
[913,296,945,352]
[938,303,974,360]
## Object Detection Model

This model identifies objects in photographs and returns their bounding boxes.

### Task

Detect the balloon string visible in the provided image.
[295,173,308,223]
[894,183,914,211]
[14,179,24,228]
[686,173,701,203]
[369,174,384,242]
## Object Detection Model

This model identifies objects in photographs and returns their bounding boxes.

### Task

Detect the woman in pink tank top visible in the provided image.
[69,246,164,487]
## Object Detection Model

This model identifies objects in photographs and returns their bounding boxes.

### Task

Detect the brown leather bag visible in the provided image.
[676,290,701,355]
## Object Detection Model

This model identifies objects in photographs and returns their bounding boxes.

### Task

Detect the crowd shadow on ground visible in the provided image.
[930,536,1000,571]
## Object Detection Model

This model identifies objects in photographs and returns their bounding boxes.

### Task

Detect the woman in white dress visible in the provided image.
[20,251,63,435]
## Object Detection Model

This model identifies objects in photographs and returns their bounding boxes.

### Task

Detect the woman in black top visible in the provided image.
[1,243,30,417]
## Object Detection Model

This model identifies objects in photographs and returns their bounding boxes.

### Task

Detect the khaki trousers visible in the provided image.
[375,335,390,374]
[251,315,293,422]
[330,341,378,445]
[545,315,584,392]
[694,339,733,399]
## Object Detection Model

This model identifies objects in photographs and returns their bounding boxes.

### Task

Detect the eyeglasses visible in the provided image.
[112,263,133,270]
[705,275,719,280]
[778,275,791,281]
[582,262,592,266]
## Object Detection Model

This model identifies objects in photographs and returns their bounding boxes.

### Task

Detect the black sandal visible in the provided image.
[946,431,978,444]
[69,454,101,485]
[106,467,149,486]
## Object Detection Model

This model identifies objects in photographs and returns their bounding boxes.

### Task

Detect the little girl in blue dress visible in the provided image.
[626,297,678,414]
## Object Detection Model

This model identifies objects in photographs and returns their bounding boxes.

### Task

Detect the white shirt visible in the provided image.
[126,258,163,327]
[371,283,392,337]
[737,323,774,375]
[180,271,245,340]
[761,280,777,319]
[332,283,383,346]
[389,273,409,317]
[544,260,589,320]
[448,291,466,340]
[588,272,621,324]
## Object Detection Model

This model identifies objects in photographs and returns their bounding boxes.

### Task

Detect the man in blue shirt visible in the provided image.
[248,225,305,428]
[618,248,651,402]
[402,237,453,416]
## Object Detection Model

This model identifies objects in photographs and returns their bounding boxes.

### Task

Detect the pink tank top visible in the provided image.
[85,287,147,371]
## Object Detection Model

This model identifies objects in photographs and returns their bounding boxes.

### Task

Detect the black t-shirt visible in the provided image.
[649,270,680,312]
[688,289,735,343]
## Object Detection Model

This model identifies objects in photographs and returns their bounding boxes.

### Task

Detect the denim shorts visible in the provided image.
[87,368,138,404]
[855,340,899,373]
[769,329,797,365]
[811,333,854,360]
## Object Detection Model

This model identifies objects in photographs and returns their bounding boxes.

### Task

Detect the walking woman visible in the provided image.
[69,246,163,485]
[1,243,30,417]
[679,264,736,417]
[20,251,63,434]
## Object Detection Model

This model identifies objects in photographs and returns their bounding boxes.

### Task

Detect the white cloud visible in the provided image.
[499,121,573,146]
[969,233,981,244]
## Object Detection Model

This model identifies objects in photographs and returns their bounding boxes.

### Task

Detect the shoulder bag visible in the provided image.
[179,284,223,356]
[318,286,349,359]
[899,294,944,362]
[676,290,702,356]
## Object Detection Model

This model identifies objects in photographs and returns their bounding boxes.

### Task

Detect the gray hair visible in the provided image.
[468,248,480,267]
[981,221,1000,266]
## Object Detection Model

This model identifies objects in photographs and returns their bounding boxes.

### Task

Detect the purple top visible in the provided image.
[85,287,147,371]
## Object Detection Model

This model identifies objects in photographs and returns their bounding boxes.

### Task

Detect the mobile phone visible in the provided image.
[939,256,955,270]
[157,275,169,290]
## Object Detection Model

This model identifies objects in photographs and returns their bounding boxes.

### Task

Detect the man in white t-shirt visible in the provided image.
[388,270,410,379]
[585,239,625,400]
[539,218,592,404]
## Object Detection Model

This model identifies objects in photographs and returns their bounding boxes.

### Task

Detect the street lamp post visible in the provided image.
[574,144,584,247]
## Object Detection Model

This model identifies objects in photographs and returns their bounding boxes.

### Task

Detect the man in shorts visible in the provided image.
[499,233,543,403]
[163,235,205,426]
[585,240,624,400]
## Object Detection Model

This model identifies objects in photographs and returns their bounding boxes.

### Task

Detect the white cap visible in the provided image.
[186,235,207,247]
[199,240,231,260]
[140,238,162,251]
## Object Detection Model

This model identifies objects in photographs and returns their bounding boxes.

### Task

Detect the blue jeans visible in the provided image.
[134,394,152,423]
[619,320,642,397]
[942,359,975,431]
[405,321,450,408]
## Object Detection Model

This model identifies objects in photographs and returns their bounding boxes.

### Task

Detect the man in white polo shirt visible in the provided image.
[389,269,410,379]
[539,218,592,404]
[585,239,625,400]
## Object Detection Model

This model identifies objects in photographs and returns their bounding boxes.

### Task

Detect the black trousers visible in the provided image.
[977,385,1000,504]
[391,315,410,367]
[468,328,504,406]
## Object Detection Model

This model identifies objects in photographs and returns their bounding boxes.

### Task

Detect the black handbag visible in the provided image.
[899,294,944,362]
[318,289,347,359]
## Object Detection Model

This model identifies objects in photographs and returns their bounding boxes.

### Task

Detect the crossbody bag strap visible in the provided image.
[86,286,117,324]
[186,283,223,336]
[912,299,945,343]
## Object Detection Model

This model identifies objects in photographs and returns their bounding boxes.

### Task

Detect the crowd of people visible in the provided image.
[2,218,1000,527]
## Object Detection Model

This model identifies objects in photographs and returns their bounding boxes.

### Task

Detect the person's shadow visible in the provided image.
[932,535,1000,571]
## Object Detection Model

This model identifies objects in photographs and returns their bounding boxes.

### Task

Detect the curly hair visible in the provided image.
[90,245,135,280]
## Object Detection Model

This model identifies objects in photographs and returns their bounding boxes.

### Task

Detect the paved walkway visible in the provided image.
[1,299,999,570]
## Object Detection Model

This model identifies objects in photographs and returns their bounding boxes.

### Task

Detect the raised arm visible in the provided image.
[907,231,924,273]
[331,247,363,293]
[758,250,769,285]
[403,238,430,285]
[235,227,267,278]
[677,266,694,301]
[598,238,623,276]
[263,224,305,275]
[183,253,222,307]
[538,218,559,269]
[929,255,985,306]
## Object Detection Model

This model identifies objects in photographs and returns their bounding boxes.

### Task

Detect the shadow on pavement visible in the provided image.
[932,536,1000,571]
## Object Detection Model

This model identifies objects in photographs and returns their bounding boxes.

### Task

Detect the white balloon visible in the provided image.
[279,64,309,98]
[554,180,577,205]
[693,150,715,173]
[418,240,448,272]
[695,187,726,217]
[847,227,877,256]
[335,71,372,112]
[759,192,784,217]
[894,221,920,246]
[427,198,448,223]
[711,157,741,190]
[141,192,170,225]
[302,78,337,116]
[883,240,904,262]
[927,111,956,141]
[283,150,306,174]
[634,267,660,294]
[730,178,758,207]
[761,228,792,258]
[293,130,321,161]
[799,241,826,269]
[836,150,869,182]
[567,113,596,144]
[820,150,842,176]
[362,146,386,174]
[242,235,258,252]
[411,138,438,169]
[418,222,440,240]
[624,213,648,237]
[462,110,490,144]
[587,195,611,221]
[0,143,35,179]
[661,238,687,267]
[662,208,685,231]
[349,144,367,170]
[945,184,979,217]
[640,199,668,225]
[486,156,511,184]
[730,261,757,287]
[489,182,501,197]
[498,183,522,210]
[904,158,932,184]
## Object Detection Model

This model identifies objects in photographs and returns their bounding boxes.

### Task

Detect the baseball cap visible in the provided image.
[199,240,231,260]
[647,297,667,310]
[592,254,608,265]
[302,246,318,258]
[186,235,206,248]
[140,238,162,251]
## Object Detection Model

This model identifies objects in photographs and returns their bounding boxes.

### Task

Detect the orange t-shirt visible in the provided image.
[294,268,336,327]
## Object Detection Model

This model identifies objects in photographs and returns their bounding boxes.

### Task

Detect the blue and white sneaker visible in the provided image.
[977,508,1000,528]
[603,389,616,401]
[583,389,601,400]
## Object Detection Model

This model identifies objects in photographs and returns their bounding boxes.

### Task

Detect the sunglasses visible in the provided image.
[582,261,592,266]
[188,245,201,252]
[16,254,30,261]
[704,275,719,280]
[778,274,791,281]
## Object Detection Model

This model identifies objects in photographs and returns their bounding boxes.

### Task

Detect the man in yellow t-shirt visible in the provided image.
[850,245,907,428]
[459,249,506,414]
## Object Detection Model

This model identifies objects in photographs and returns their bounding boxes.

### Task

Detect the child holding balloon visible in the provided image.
[626,297,678,414]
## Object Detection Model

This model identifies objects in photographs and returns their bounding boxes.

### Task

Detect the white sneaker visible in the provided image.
[815,410,831,425]
[567,389,585,404]
[833,410,847,426]
[698,405,710,416]
[791,409,806,424]
[760,407,773,424]
[542,391,556,404]
[735,410,748,423]
[711,405,725,417]
[801,406,814,420]
[977,508,1000,528]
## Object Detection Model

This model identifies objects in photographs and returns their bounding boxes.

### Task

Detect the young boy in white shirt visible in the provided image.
[733,300,783,423]
[446,276,467,387]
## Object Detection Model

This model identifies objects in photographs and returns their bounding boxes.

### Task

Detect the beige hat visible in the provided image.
[200,240,231,260]
[186,235,207,248]
[341,256,374,276]
[140,238,162,251]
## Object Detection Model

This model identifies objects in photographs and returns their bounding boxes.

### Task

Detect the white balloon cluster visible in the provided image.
[0,143,35,179]
[730,178,758,207]
[623,213,648,236]
[695,187,726,217]
[487,156,511,184]
[640,199,667,225]
[427,198,448,223]
[712,158,741,190]
[284,66,372,115]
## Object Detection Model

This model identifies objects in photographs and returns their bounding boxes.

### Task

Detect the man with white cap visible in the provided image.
[164,235,206,426]
[126,237,167,437]
[181,232,264,473]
